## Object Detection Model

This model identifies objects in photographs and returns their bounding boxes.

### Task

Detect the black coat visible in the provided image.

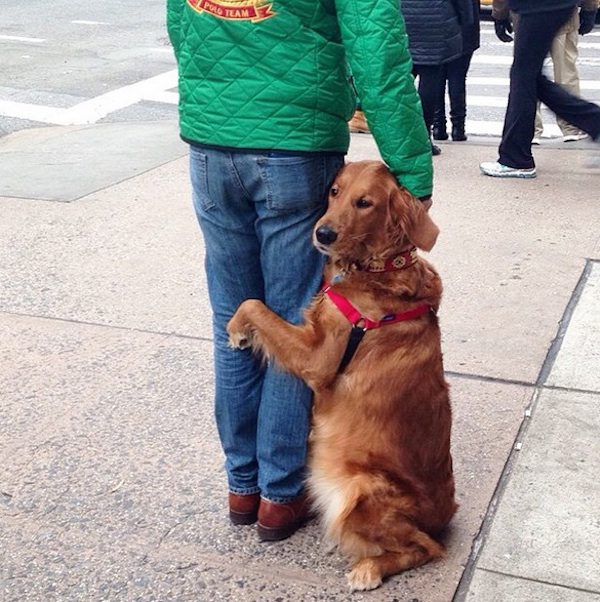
[508,0,577,13]
[462,0,480,55]
[401,0,474,66]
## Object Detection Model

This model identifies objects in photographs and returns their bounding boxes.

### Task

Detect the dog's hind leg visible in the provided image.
[340,495,446,592]
[345,528,444,591]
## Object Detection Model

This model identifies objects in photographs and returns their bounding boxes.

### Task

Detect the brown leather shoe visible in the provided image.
[229,492,260,525]
[257,495,311,541]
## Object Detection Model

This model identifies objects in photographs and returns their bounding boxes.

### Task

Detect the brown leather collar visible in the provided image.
[358,247,418,273]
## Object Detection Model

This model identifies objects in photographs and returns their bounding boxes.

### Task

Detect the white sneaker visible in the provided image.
[532,137,541,145]
[480,161,537,179]
[563,133,588,142]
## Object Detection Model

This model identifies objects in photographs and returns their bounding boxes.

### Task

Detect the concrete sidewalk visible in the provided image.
[1,122,599,601]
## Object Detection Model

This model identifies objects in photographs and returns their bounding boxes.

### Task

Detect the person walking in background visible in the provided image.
[480,0,600,178]
[532,0,599,144]
[432,0,480,143]
[401,0,474,155]
[166,0,432,542]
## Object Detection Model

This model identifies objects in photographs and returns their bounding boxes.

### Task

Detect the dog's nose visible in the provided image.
[315,225,338,245]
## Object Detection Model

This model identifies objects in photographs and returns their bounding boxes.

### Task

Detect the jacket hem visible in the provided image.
[181,136,348,158]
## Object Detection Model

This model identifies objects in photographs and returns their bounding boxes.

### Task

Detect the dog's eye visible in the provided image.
[330,186,339,197]
[355,198,373,209]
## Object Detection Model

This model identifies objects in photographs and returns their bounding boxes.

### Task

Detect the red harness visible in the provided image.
[322,285,431,330]
[322,283,432,373]
[322,247,433,373]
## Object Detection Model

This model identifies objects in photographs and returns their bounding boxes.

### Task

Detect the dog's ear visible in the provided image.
[389,187,439,252]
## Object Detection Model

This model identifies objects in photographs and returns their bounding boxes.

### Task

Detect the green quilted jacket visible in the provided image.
[167,0,433,197]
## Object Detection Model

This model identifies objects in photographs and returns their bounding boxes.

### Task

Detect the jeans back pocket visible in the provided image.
[257,154,343,215]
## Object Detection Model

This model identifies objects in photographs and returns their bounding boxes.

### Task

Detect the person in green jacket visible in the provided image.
[167,0,433,541]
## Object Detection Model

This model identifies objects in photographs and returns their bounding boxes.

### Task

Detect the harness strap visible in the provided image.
[322,284,432,374]
[323,285,431,330]
[337,326,367,374]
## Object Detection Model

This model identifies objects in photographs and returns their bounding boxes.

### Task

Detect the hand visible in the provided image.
[579,10,597,35]
[494,18,513,43]
[418,195,433,211]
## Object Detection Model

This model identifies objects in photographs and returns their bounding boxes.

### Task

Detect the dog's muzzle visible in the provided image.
[315,225,338,246]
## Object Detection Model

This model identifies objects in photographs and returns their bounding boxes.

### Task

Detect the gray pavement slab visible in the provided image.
[2,127,600,383]
[343,135,600,383]
[547,261,600,392]
[437,153,600,381]
[0,312,531,601]
[475,387,600,593]
[466,569,600,602]
[2,0,173,99]
[0,155,209,338]
[0,122,186,201]
[2,124,600,600]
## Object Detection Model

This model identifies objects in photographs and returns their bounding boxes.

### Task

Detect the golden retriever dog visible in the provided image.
[227,160,457,591]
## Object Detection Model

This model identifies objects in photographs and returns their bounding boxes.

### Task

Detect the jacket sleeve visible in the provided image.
[167,0,185,59]
[335,0,433,198]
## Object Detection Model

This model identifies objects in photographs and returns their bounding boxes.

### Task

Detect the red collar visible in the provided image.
[322,284,431,330]
[358,247,418,273]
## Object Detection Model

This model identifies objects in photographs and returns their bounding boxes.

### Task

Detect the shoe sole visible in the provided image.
[257,521,300,541]
[257,518,308,541]
[256,509,315,541]
[480,168,536,179]
[229,510,258,525]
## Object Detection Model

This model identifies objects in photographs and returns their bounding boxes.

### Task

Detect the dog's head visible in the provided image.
[313,161,439,263]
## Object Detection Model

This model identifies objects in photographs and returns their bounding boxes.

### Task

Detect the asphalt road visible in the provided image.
[1,3,599,139]
[0,0,177,137]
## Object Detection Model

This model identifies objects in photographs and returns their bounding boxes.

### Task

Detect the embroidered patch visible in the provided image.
[391,255,407,269]
[187,0,276,21]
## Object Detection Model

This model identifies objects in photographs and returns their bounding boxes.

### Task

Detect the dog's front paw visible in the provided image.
[346,558,383,592]
[228,328,253,350]
[227,318,252,349]
[227,308,253,350]
[227,300,264,349]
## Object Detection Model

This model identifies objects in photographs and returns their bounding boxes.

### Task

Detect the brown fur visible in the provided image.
[227,161,457,591]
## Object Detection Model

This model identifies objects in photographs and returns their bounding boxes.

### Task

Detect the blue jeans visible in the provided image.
[189,145,344,503]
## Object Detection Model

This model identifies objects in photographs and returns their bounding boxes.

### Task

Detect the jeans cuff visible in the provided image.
[260,492,304,504]
[229,487,260,496]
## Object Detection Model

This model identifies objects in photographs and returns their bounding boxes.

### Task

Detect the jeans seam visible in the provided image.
[229,154,252,202]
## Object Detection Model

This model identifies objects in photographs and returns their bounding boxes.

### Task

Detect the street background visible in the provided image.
[1,3,600,601]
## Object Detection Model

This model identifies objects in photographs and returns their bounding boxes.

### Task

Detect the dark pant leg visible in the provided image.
[537,75,600,141]
[447,52,473,123]
[414,64,444,132]
[498,8,572,169]
[433,64,448,126]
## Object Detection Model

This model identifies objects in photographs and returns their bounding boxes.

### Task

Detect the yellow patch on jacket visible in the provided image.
[187,0,275,22]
